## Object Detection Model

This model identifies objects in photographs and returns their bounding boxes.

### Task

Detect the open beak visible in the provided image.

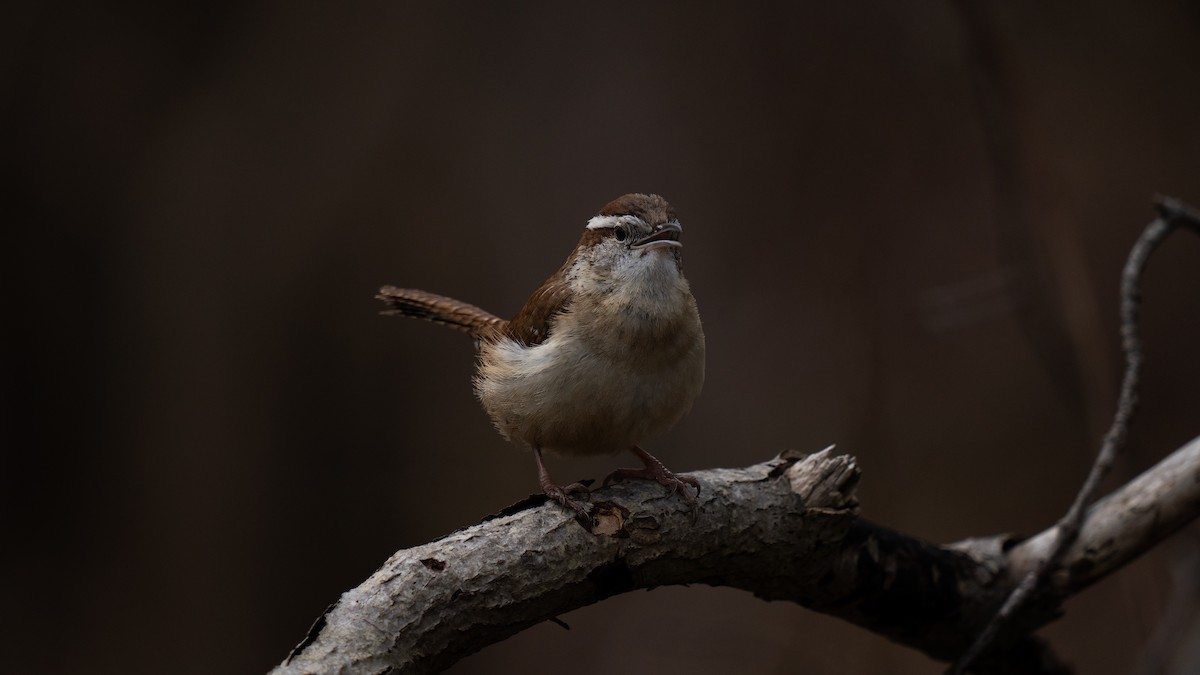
[631,222,683,250]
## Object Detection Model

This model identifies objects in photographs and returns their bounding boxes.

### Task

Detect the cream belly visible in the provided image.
[474,306,705,455]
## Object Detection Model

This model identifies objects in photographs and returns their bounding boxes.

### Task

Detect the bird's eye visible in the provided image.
[613,226,627,242]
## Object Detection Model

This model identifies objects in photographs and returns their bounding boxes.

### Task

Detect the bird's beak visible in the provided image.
[632,222,683,250]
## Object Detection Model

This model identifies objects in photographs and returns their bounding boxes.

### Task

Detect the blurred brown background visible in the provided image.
[5,1,1200,673]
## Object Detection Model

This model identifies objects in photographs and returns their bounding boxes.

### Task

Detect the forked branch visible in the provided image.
[273,198,1200,675]
[272,436,1200,675]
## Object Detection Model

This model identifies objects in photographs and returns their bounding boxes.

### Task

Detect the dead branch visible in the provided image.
[271,435,1200,675]
[272,199,1200,675]
[951,197,1200,672]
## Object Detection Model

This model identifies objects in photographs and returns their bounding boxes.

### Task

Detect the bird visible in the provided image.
[377,193,705,520]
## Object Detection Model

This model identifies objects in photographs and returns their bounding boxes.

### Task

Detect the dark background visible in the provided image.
[5,2,1200,673]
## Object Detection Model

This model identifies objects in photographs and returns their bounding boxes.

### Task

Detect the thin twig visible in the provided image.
[950,196,1200,673]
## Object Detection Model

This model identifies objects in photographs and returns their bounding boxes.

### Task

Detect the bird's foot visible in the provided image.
[533,447,592,524]
[542,481,591,521]
[603,446,700,513]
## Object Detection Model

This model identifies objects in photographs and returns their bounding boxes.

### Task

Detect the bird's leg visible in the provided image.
[533,446,590,520]
[603,445,700,509]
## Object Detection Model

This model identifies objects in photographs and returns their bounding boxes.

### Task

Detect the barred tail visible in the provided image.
[376,286,506,338]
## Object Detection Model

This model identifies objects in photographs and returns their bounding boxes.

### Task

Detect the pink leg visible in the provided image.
[534,447,590,520]
[603,445,700,510]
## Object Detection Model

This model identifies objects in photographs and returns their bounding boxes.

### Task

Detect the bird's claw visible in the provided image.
[543,482,591,523]
[603,465,701,513]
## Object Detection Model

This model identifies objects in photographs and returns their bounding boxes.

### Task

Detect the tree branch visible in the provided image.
[950,196,1200,672]
[271,436,1200,675]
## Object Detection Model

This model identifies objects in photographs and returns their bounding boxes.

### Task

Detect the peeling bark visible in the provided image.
[271,437,1200,675]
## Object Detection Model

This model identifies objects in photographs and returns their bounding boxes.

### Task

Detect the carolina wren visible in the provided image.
[377,193,704,519]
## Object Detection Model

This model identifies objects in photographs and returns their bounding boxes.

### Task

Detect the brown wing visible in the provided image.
[503,270,573,347]
[376,286,506,339]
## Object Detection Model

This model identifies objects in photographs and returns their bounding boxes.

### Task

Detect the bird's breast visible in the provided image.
[474,293,704,455]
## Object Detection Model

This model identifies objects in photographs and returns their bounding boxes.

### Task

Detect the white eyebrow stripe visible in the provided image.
[586,214,648,230]
[586,215,620,230]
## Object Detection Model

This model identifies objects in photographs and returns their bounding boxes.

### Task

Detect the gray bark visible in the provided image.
[272,436,1200,675]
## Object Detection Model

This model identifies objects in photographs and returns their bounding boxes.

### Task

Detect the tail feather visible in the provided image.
[376,286,506,338]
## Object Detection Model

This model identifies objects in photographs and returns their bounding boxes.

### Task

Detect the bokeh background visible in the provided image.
[5,2,1200,673]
